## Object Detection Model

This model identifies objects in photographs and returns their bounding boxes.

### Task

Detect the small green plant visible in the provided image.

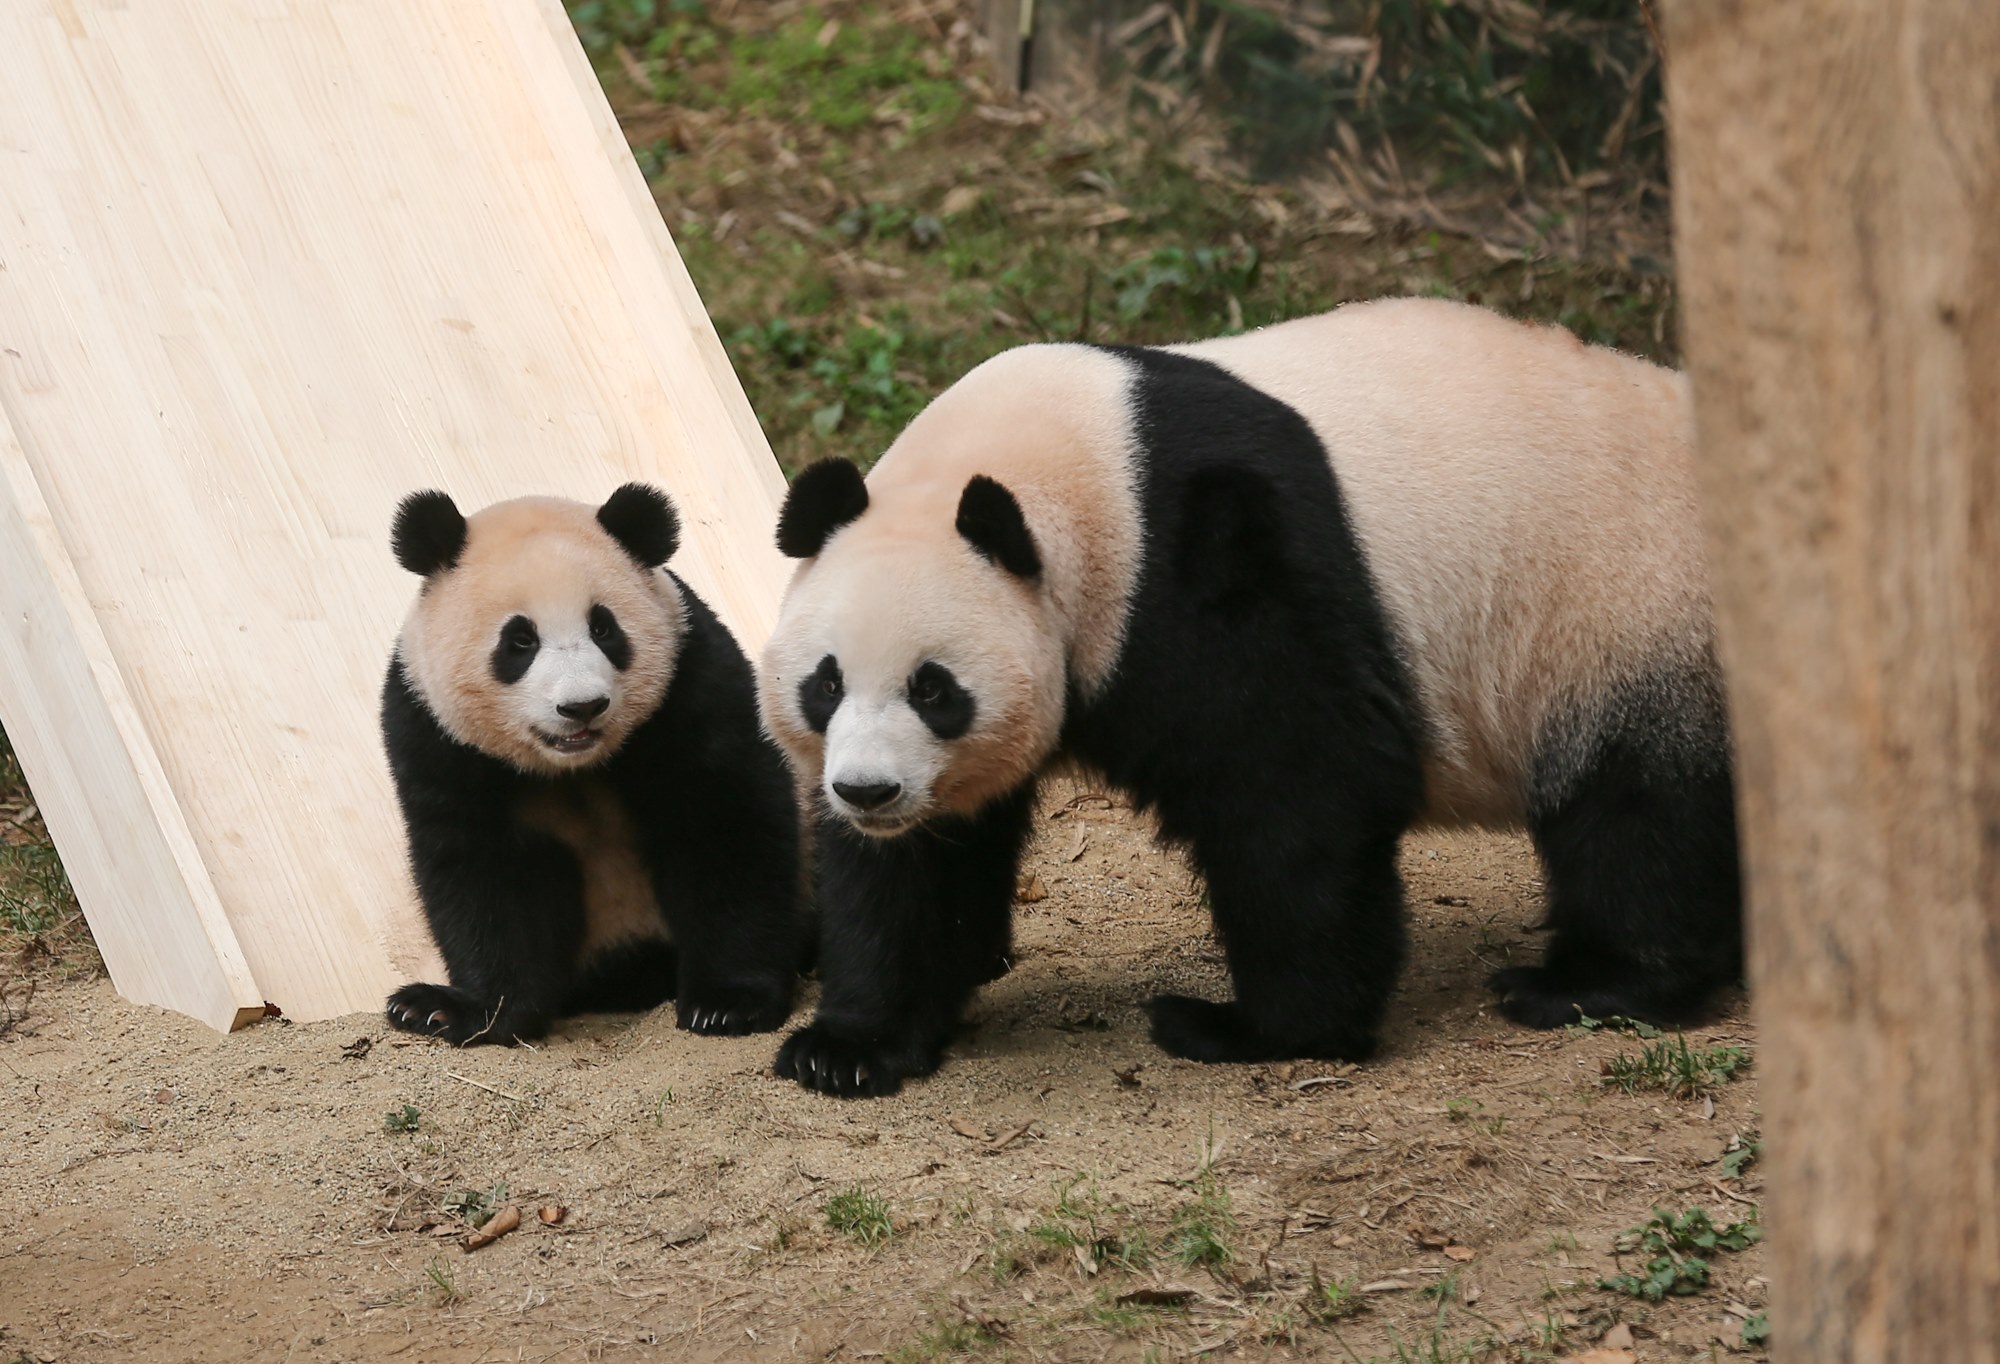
[824,1185,894,1248]
[650,1087,674,1125]
[1565,1010,1664,1039]
[1023,1174,1151,1275]
[382,1104,421,1134]
[1109,244,1261,327]
[1602,1033,1749,1098]
[1307,1271,1364,1324]
[1445,1097,1507,1135]
[1167,1170,1236,1270]
[1599,1206,1761,1303]
[443,1181,509,1230]
[0,841,76,937]
[1721,1132,1763,1180]
[1742,1310,1771,1346]
[886,1317,1000,1363]
[424,1257,463,1305]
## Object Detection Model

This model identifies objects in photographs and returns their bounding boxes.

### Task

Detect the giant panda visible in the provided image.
[381,483,805,1046]
[757,296,1740,1098]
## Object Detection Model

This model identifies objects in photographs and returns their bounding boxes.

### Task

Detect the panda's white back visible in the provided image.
[1173,297,1712,828]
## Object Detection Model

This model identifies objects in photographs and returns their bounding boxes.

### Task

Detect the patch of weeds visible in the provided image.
[1109,244,1260,329]
[1547,1232,1580,1255]
[729,316,933,459]
[383,1104,421,1134]
[1599,1206,1761,1303]
[1601,1033,1749,1099]
[824,1185,894,1248]
[1445,1098,1507,1136]
[725,14,962,138]
[886,1318,1000,1362]
[1741,1311,1770,1346]
[1420,1270,1463,1303]
[424,1257,463,1305]
[1721,1132,1763,1180]
[650,1087,674,1126]
[0,840,76,939]
[1167,1170,1235,1270]
[1024,1174,1150,1276]
[443,1181,509,1230]
[1565,1011,1664,1039]
[1305,1270,1364,1324]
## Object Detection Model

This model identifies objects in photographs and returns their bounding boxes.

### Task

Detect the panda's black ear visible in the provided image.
[956,475,1041,579]
[597,483,680,568]
[777,458,869,558]
[391,490,467,577]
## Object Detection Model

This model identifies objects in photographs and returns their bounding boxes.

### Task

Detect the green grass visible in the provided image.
[824,1185,894,1248]
[885,1318,1000,1363]
[424,1257,464,1305]
[1602,1034,1750,1099]
[443,1181,509,1230]
[383,1104,422,1134]
[1166,1170,1236,1270]
[1599,1206,1761,1303]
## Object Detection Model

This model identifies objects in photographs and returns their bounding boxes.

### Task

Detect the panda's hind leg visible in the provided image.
[1495,705,1743,1029]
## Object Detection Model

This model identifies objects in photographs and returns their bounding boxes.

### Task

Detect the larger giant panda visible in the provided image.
[382,483,805,1046]
[758,297,1740,1098]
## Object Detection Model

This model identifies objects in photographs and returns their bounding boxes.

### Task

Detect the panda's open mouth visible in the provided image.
[537,728,602,756]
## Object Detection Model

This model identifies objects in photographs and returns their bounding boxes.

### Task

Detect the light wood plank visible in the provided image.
[0,0,793,1027]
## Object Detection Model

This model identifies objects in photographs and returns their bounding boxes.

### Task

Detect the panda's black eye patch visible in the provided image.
[908,661,974,740]
[799,655,842,734]
[492,615,539,684]
[588,604,631,671]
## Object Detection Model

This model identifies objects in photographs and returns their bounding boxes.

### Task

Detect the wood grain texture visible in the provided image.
[0,0,793,1028]
[1663,0,2000,1358]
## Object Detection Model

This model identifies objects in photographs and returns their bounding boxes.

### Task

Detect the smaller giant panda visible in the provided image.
[381,483,804,1046]
[759,297,1741,1097]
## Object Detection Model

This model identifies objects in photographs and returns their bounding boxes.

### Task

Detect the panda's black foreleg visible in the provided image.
[774,785,1036,1098]
[645,775,807,1038]
[1151,827,1407,1064]
[386,827,585,1046]
[1498,742,1743,1029]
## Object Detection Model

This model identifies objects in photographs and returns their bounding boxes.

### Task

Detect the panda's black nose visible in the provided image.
[557,696,610,722]
[833,780,902,811]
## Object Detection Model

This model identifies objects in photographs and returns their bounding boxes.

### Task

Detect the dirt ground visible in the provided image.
[2,779,1763,1364]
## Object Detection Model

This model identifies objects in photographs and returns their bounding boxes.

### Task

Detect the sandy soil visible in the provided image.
[1,782,1764,1364]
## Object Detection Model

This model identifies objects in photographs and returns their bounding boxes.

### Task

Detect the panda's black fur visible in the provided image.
[761,301,1742,1097]
[381,485,806,1047]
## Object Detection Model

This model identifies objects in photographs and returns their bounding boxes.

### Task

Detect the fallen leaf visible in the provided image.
[1073,1242,1098,1276]
[460,1204,520,1251]
[949,1115,989,1142]
[538,1205,567,1226]
[658,1220,707,1248]
[1066,830,1088,861]
[1443,1244,1476,1262]
[1359,1279,1412,1294]
[1290,1075,1349,1091]
[1409,1226,1449,1249]
[1112,1064,1144,1089]
[341,1037,373,1060]
[1016,874,1049,903]
[1600,1324,1636,1349]
[985,1122,1033,1153]
[152,1088,176,1104]
[1116,1287,1194,1306]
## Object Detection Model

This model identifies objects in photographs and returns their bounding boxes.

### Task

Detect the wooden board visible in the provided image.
[1663,0,2000,1357]
[0,0,794,1030]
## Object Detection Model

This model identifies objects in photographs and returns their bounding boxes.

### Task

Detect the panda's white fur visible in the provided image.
[761,297,1737,1096]
[1171,299,1710,826]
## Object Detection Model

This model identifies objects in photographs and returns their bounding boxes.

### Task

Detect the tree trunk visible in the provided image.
[1662,1,2000,1359]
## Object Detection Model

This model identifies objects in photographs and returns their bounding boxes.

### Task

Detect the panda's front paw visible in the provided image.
[773,1022,930,1098]
[1148,994,1378,1065]
[676,983,793,1037]
[385,983,540,1046]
